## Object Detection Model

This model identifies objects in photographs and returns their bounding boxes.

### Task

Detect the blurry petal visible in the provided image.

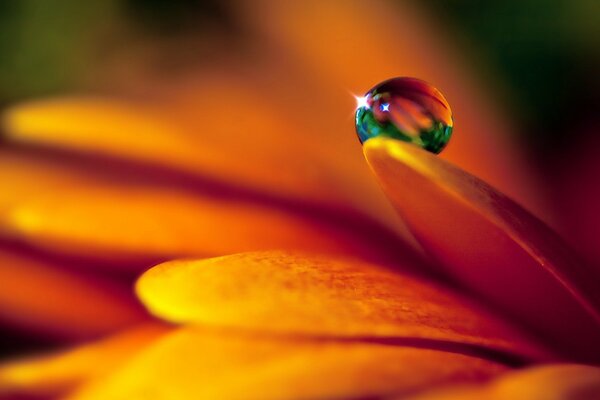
[2,96,325,200]
[70,327,509,400]
[0,249,147,339]
[0,150,408,265]
[1,98,205,178]
[0,323,169,399]
[136,251,550,362]
[154,67,412,241]
[405,364,600,400]
[363,137,600,362]
[240,0,554,224]
[1,94,409,247]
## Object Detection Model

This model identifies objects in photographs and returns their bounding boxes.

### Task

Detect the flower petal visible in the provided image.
[0,249,147,339]
[405,364,600,400]
[2,95,333,203]
[69,327,509,400]
[0,323,169,399]
[0,150,409,265]
[1,93,409,245]
[136,251,550,363]
[363,136,600,362]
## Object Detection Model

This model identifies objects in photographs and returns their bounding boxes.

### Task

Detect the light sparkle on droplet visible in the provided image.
[354,77,453,154]
[354,95,371,110]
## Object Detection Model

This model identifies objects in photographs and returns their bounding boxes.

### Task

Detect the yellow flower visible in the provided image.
[0,1,599,399]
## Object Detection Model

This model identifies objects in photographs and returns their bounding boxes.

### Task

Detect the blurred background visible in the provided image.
[0,0,597,160]
[0,0,598,362]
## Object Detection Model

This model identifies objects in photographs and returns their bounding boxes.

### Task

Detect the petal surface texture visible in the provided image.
[136,251,549,363]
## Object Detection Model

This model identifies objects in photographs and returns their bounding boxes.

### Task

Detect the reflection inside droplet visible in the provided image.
[355,77,453,154]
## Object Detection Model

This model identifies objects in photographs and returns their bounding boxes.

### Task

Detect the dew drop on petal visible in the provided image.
[355,77,453,154]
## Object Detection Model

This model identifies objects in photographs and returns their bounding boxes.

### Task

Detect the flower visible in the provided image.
[0,1,599,399]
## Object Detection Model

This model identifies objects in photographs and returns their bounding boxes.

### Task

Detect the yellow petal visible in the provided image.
[0,150,410,265]
[136,251,550,362]
[70,327,509,400]
[0,249,147,339]
[364,136,600,362]
[0,323,169,399]
[405,364,600,400]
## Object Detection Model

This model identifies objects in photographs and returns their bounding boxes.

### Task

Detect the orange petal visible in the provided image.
[0,323,169,399]
[136,251,550,363]
[2,95,316,202]
[240,0,554,224]
[1,93,410,245]
[1,98,201,176]
[0,249,147,339]
[70,327,509,400]
[0,150,410,265]
[363,137,600,362]
[405,364,600,400]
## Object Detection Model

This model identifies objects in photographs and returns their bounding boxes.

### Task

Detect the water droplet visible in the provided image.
[355,77,453,154]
